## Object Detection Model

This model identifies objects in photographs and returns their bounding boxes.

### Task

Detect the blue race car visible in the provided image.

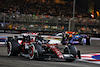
[69,34,91,45]
[61,32,91,45]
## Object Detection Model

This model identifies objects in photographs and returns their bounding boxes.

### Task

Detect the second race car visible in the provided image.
[59,31,91,45]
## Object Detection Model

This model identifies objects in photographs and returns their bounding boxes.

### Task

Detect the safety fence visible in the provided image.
[0,13,100,34]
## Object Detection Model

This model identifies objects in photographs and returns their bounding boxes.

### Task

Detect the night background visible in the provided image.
[0,0,100,33]
[76,0,100,12]
[1,0,100,17]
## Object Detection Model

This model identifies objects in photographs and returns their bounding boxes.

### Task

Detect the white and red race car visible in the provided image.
[7,33,81,62]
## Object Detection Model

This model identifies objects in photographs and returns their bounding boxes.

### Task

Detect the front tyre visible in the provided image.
[65,45,77,62]
[69,45,77,57]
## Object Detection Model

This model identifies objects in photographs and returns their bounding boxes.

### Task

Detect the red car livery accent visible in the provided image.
[48,45,64,59]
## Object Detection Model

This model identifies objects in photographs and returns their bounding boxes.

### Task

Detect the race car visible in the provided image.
[69,34,91,45]
[61,31,91,45]
[7,33,81,62]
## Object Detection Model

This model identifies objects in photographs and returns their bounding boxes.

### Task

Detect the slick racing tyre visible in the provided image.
[7,40,20,56]
[29,44,35,60]
[65,45,77,62]
[34,44,42,59]
[69,45,77,57]
[86,37,91,45]
[35,44,42,55]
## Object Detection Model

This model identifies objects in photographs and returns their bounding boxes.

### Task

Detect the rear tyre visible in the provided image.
[7,41,12,56]
[7,40,20,56]
[86,37,91,45]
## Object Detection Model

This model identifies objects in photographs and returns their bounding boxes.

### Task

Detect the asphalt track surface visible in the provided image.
[0,33,100,67]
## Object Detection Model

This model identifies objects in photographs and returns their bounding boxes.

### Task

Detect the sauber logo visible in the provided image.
[49,45,64,59]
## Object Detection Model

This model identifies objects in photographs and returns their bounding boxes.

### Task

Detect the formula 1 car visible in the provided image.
[69,34,91,45]
[7,33,81,62]
[60,31,91,45]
